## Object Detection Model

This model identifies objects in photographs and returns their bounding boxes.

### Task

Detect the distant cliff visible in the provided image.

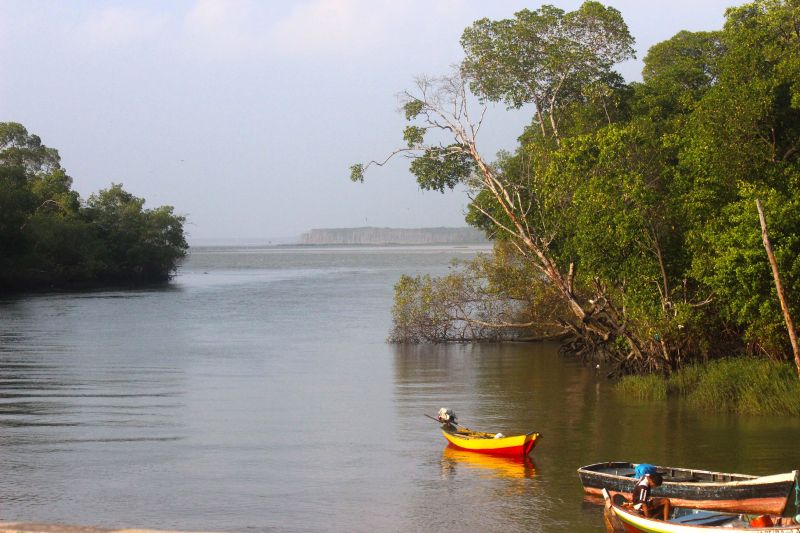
[299,227,487,245]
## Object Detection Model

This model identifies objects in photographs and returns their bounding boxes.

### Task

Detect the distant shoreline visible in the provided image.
[300,226,488,246]
[188,242,492,251]
[190,227,490,248]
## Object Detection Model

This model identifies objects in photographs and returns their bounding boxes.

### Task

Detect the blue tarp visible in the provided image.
[634,463,658,478]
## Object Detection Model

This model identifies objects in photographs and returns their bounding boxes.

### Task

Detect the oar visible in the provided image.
[424,413,466,430]
[426,414,541,438]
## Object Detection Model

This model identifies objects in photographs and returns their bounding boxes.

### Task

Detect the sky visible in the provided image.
[0,0,745,244]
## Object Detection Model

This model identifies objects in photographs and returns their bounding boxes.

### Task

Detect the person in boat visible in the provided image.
[437,408,458,431]
[632,473,670,520]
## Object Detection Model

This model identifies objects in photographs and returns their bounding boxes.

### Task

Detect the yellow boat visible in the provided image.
[431,408,541,456]
[441,425,541,456]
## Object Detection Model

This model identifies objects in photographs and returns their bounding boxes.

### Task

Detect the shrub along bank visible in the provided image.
[615,357,800,415]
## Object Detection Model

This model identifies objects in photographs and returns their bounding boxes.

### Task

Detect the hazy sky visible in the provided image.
[0,0,743,243]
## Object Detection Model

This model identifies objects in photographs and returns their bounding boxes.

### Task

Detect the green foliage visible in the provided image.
[349,163,365,183]
[683,357,800,414]
[682,0,800,357]
[692,187,800,355]
[0,122,188,291]
[614,373,668,401]
[389,243,569,342]
[616,357,800,414]
[634,30,724,123]
[0,122,61,174]
[21,213,103,283]
[561,123,682,289]
[403,99,424,120]
[83,184,188,282]
[358,0,800,377]
[463,0,800,367]
[390,274,455,343]
[642,31,723,90]
[402,126,426,148]
[460,1,634,111]
[409,146,474,193]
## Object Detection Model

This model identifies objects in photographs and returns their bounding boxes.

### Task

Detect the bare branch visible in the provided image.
[361,147,417,172]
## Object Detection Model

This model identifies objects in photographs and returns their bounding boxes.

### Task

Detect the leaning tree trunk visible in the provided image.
[465,142,651,367]
[757,198,800,379]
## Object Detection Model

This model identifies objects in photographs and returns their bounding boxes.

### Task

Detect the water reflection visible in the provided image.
[393,340,800,531]
[441,445,537,479]
[2,247,800,532]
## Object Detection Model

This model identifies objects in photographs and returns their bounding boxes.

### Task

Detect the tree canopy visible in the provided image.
[352,0,800,375]
[460,1,634,142]
[0,122,188,291]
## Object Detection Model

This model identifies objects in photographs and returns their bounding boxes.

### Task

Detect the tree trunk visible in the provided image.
[756,198,800,378]
[534,103,548,139]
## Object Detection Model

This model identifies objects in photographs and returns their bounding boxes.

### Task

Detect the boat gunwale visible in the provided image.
[442,427,539,442]
[578,461,771,487]
[605,492,800,532]
[587,468,799,517]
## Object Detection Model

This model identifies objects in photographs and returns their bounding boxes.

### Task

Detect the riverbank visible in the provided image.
[615,357,800,415]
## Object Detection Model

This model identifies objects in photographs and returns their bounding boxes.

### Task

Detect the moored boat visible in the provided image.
[441,425,541,456]
[431,408,541,456]
[602,488,800,532]
[579,462,798,515]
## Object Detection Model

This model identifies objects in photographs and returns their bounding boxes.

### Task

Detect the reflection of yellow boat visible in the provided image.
[441,425,541,456]
[442,445,537,479]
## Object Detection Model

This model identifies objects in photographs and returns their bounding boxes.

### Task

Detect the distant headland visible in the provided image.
[299,227,488,245]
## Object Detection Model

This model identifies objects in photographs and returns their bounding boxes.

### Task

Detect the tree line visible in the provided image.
[0,123,188,291]
[352,0,800,375]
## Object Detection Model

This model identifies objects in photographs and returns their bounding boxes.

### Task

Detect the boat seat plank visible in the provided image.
[603,469,635,477]
[670,511,737,526]
[664,476,697,483]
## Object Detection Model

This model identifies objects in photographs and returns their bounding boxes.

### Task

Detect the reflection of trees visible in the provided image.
[393,341,608,437]
[392,334,800,531]
[393,341,622,530]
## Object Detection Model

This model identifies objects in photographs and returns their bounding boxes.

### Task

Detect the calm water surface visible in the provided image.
[0,246,798,532]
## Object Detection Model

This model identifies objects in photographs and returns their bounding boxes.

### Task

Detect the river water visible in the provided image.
[0,246,798,532]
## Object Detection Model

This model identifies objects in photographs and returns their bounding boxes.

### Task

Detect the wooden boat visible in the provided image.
[579,462,798,515]
[602,489,800,532]
[441,425,541,456]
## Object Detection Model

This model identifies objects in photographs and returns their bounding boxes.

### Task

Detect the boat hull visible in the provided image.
[606,498,800,532]
[441,429,540,456]
[579,462,797,515]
